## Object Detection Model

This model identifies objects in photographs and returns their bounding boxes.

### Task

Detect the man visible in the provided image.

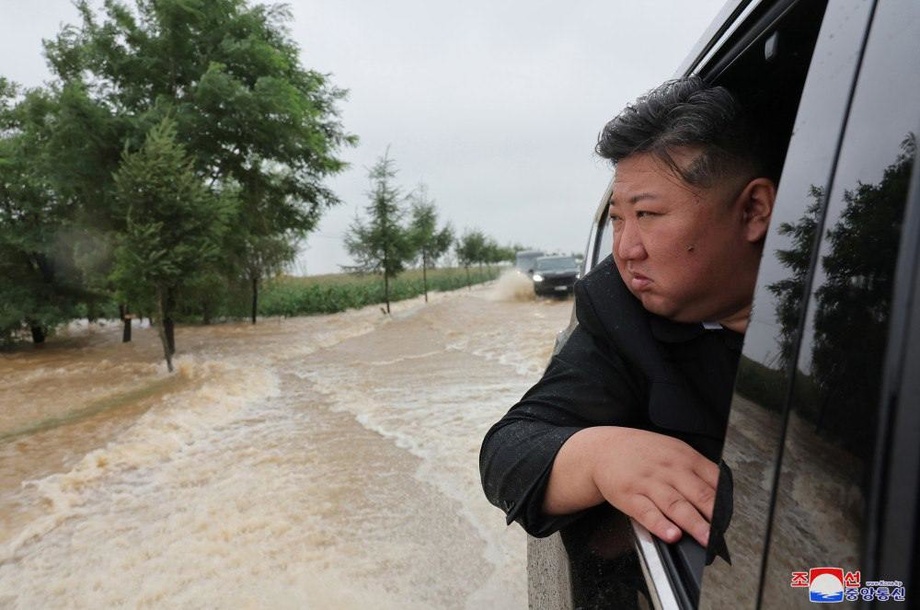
[479,76,776,552]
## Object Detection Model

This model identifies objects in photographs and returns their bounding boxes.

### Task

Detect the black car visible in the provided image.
[529,0,920,608]
[531,255,581,297]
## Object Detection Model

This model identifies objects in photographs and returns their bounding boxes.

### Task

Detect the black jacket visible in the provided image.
[479,256,740,537]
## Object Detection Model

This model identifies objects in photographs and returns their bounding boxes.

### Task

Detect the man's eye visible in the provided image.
[636,210,656,219]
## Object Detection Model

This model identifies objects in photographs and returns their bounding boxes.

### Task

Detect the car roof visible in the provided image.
[676,0,755,76]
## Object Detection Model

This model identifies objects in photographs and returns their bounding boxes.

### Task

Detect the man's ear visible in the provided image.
[738,177,776,243]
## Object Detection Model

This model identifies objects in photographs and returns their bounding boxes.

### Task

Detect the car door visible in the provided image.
[716,0,920,607]
[696,0,875,606]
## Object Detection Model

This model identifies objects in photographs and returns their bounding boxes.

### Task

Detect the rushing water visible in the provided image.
[0,273,573,609]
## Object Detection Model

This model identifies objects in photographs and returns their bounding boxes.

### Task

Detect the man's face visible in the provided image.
[608,149,758,327]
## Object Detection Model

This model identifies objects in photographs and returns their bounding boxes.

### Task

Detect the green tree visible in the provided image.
[344,151,414,313]
[44,0,356,322]
[0,81,100,345]
[111,119,231,372]
[455,229,488,288]
[482,239,514,267]
[407,183,454,302]
[455,229,487,267]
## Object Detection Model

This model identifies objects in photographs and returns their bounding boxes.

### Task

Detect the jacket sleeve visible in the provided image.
[479,280,643,537]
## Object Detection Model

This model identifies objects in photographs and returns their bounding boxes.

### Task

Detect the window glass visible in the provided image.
[588,183,614,270]
[594,203,612,269]
[759,1,920,606]
[699,1,874,608]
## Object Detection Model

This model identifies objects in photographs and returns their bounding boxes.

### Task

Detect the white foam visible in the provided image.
[0,283,572,608]
[3,356,280,562]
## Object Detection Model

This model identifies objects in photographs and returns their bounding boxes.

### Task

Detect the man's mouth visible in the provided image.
[628,271,652,291]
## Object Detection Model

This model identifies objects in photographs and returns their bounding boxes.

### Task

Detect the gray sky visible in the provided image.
[0,0,727,275]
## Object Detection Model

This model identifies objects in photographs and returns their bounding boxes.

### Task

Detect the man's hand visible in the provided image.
[543,426,720,546]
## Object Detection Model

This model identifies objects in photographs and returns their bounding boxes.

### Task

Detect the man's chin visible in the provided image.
[635,295,703,324]
[635,294,677,319]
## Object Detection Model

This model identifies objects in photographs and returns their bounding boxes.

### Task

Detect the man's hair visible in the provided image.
[596,76,768,188]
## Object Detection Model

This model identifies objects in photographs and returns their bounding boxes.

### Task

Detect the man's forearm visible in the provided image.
[541,426,611,515]
[540,425,720,546]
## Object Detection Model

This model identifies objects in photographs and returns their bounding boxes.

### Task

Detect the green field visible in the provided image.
[258,266,502,316]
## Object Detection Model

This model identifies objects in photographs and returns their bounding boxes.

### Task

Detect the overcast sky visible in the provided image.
[0,0,727,275]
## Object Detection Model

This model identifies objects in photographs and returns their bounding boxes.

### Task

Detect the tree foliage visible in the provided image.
[112,118,232,370]
[344,151,414,313]
[0,81,97,344]
[407,183,453,302]
[0,0,354,347]
[47,0,356,321]
[456,229,514,269]
[344,154,513,307]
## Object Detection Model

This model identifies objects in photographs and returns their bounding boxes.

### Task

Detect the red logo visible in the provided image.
[791,571,809,588]
[844,571,861,589]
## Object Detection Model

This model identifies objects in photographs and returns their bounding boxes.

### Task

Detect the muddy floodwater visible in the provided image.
[0,273,573,609]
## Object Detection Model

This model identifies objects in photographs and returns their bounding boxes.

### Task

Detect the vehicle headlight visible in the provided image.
[532,274,544,282]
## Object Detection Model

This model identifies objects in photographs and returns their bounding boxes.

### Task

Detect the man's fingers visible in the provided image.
[679,477,717,522]
[629,496,683,544]
[658,487,712,547]
[694,458,721,490]
[628,482,712,547]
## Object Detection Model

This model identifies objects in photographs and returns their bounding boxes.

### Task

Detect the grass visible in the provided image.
[258,265,502,317]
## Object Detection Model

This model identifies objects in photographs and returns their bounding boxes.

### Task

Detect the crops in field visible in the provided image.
[258,266,502,316]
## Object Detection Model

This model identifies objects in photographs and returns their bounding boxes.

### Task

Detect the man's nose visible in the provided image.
[614,220,645,261]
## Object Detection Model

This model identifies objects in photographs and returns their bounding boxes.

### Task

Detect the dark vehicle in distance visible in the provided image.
[532,255,580,297]
[515,249,545,276]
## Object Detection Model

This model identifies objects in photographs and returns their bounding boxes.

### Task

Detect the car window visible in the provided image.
[699,1,874,607]
[585,184,614,271]
[758,1,920,606]
[535,257,578,271]
[594,206,612,269]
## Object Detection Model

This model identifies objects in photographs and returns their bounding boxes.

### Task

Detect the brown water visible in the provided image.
[0,272,572,609]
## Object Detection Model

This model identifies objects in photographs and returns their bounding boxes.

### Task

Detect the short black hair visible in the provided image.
[596,76,769,187]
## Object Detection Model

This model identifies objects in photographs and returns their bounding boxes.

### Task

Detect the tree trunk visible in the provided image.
[164,288,176,356]
[164,316,175,356]
[30,324,46,346]
[384,273,391,314]
[156,286,174,373]
[465,265,471,290]
[251,276,259,324]
[119,303,132,343]
[422,252,429,303]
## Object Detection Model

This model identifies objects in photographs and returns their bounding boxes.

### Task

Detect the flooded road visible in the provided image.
[0,273,573,609]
